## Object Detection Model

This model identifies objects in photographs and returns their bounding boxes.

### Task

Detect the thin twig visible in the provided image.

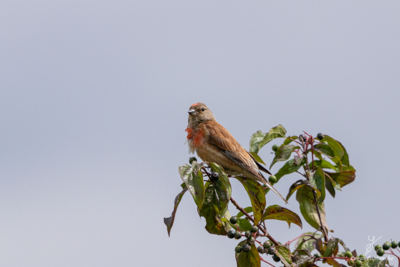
[260,257,275,267]
[312,190,328,242]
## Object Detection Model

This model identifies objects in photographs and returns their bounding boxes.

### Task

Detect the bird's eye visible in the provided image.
[201,108,205,111]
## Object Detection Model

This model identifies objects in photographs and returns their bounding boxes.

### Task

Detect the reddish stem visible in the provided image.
[260,257,275,267]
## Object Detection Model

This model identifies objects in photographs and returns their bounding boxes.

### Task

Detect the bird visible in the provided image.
[185,102,288,204]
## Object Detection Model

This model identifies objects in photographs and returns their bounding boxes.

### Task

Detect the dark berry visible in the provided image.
[251,225,258,233]
[267,247,275,255]
[355,260,362,267]
[230,216,238,224]
[189,157,197,164]
[210,172,219,181]
[234,232,242,240]
[382,242,390,250]
[377,248,385,256]
[235,246,242,253]
[257,246,265,254]
[272,254,281,262]
[272,144,279,152]
[391,241,398,248]
[247,237,255,245]
[344,251,353,257]
[227,229,236,239]
[268,175,277,184]
[374,245,382,251]
[317,133,324,140]
[244,231,251,238]
[263,240,272,249]
[242,244,251,252]
[314,253,321,258]
[299,134,307,143]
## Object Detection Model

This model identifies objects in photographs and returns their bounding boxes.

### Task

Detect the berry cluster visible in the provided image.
[374,241,399,257]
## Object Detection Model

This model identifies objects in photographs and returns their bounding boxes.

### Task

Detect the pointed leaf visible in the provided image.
[296,186,329,232]
[261,205,302,228]
[320,135,351,168]
[295,232,322,251]
[270,145,300,168]
[324,238,339,257]
[236,240,261,267]
[250,152,266,165]
[235,176,266,224]
[237,207,253,218]
[312,160,337,171]
[313,143,335,158]
[286,180,307,201]
[309,168,326,203]
[179,162,205,209]
[250,125,287,154]
[325,170,356,188]
[283,136,299,145]
[235,218,252,232]
[275,245,294,266]
[325,258,341,267]
[164,187,188,236]
[199,177,231,235]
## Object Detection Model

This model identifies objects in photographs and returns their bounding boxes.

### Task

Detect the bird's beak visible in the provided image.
[188,108,196,115]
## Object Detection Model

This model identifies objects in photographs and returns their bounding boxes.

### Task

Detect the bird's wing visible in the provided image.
[248,152,272,175]
[204,121,263,178]
[205,121,288,204]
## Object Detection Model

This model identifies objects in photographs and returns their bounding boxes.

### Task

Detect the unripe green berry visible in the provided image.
[263,240,272,249]
[344,251,353,258]
[235,246,242,253]
[251,225,258,233]
[377,248,385,256]
[391,241,398,248]
[314,253,321,258]
[374,245,382,251]
[268,175,277,184]
[355,260,362,267]
[272,145,279,152]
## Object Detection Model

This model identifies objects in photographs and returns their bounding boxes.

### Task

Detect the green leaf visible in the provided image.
[237,207,253,218]
[275,245,294,266]
[164,187,188,237]
[296,186,329,232]
[235,176,266,225]
[179,162,205,209]
[286,180,307,201]
[249,125,286,154]
[265,158,305,195]
[235,218,252,232]
[309,168,326,203]
[283,136,299,145]
[320,135,351,168]
[249,152,266,165]
[236,240,261,267]
[261,205,302,229]
[295,232,322,251]
[312,160,337,171]
[324,175,336,198]
[199,177,231,235]
[338,239,350,252]
[313,143,335,158]
[325,170,356,188]
[324,238,339,257]
[270,145,300,168]
[361,258,388,267]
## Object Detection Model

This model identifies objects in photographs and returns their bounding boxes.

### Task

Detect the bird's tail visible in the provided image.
[258,174,288,204]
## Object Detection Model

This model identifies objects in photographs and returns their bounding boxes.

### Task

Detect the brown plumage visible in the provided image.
[186,103,287,204]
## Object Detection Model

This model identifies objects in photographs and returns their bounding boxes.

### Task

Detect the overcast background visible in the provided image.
[1,1,399,266]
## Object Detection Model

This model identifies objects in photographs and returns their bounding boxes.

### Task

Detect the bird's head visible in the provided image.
[187,103,215,127]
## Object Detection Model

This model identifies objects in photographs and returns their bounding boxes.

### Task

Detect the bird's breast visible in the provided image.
[186,127,205,153]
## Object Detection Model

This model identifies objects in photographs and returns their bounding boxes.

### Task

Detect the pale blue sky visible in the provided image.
[1,1,399,266]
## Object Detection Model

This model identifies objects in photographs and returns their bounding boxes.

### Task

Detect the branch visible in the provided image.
[230,197,279,245]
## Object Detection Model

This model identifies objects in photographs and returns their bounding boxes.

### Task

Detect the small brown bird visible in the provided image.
[186,103,287,204]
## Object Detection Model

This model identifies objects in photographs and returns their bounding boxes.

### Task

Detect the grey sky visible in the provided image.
[1,1,399,266]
